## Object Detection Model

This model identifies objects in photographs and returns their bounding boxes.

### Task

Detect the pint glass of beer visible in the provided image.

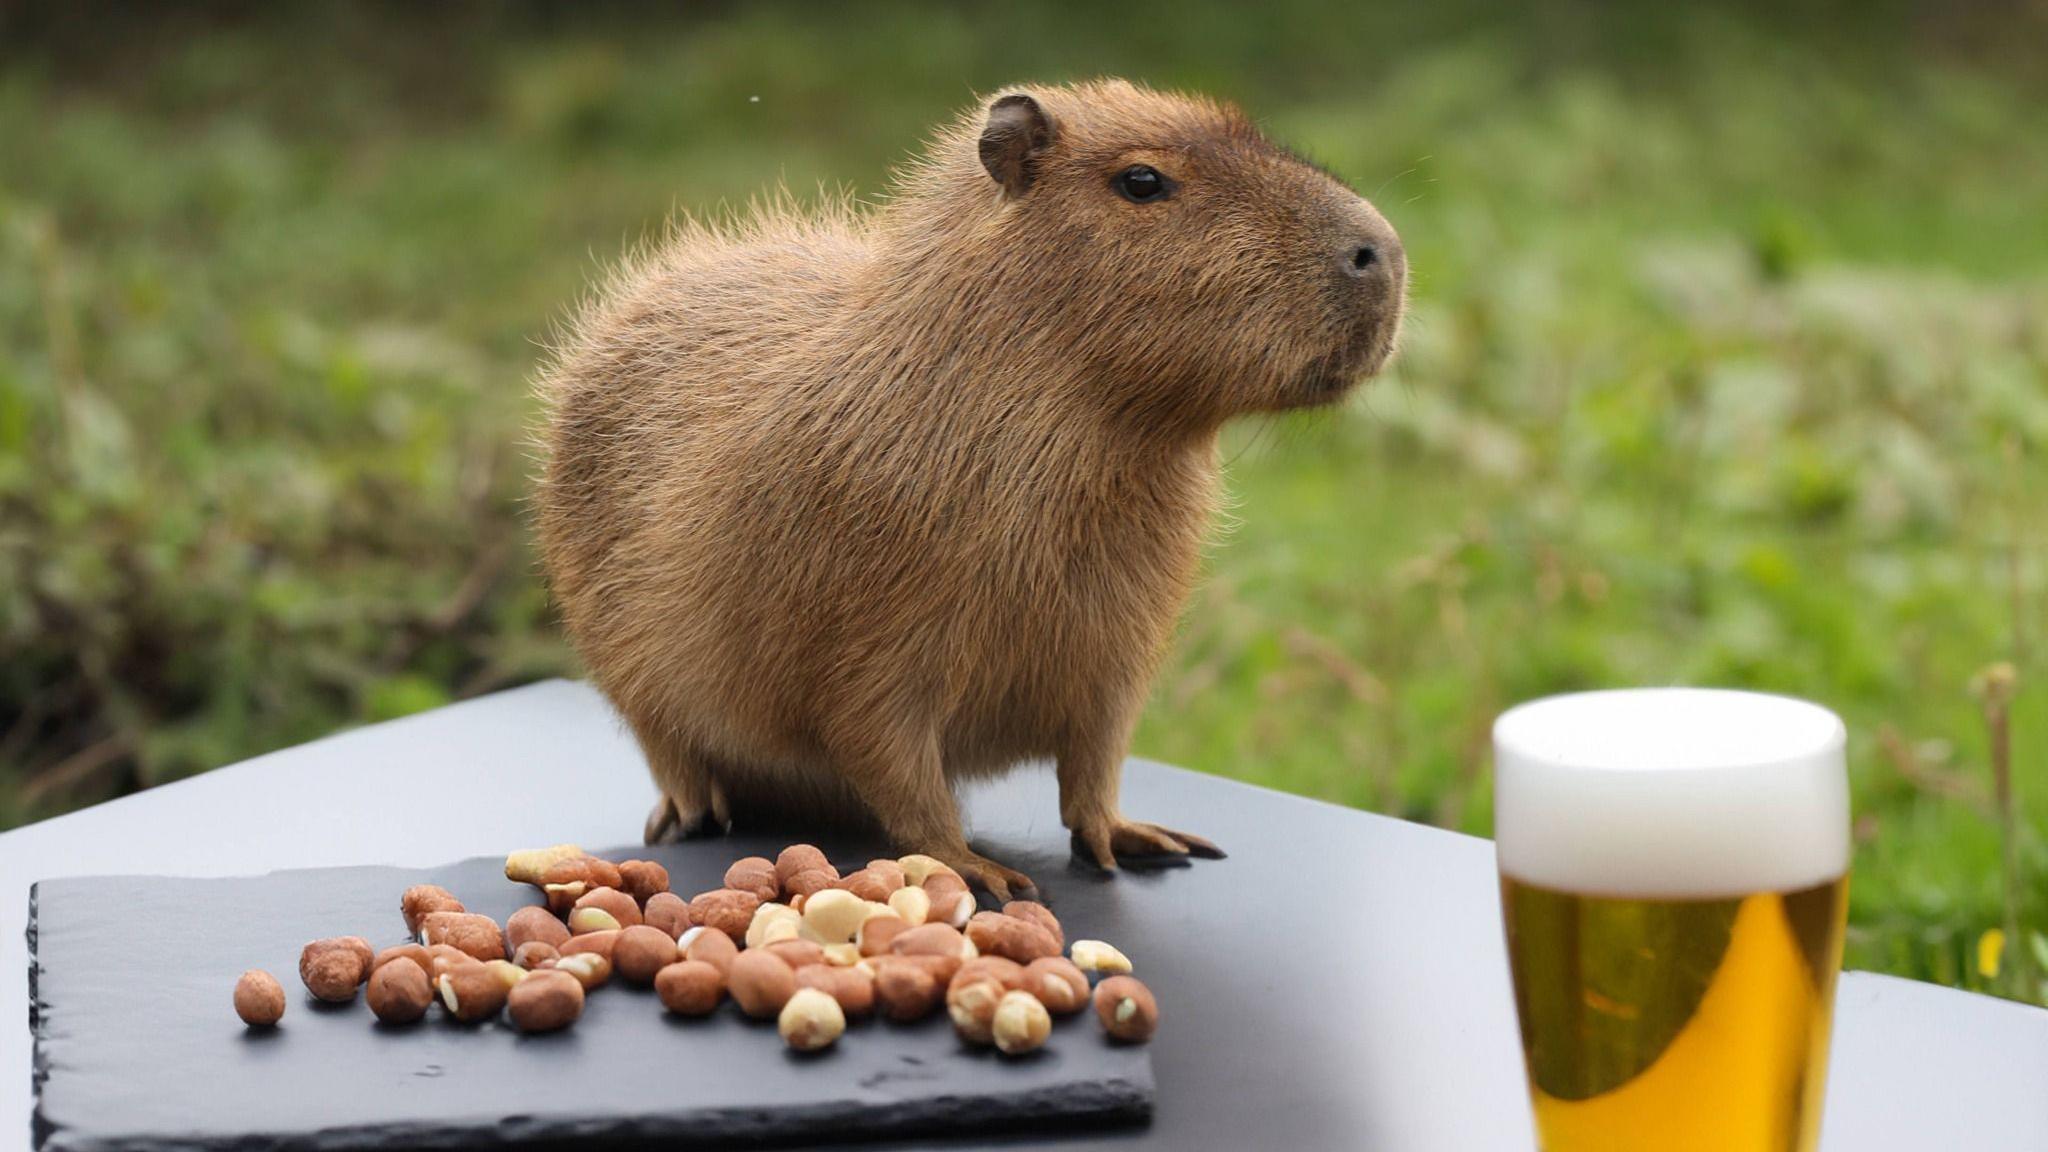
[1493,688,1849,1152]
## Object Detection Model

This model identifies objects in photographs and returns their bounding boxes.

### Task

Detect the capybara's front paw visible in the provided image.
[1070,816,1226,871]
[931,849,1036,904]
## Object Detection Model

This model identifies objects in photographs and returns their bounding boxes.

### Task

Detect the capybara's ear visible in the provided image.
[978,93,1057,198]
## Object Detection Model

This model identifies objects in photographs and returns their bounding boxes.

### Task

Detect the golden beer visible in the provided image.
[1502,875,1848,1152]
[1493,689,1850,1152]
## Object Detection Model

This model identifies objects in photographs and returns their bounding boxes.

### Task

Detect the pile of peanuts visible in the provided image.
[231,842,1159,1056]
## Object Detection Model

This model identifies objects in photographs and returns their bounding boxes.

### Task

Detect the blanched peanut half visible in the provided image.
[745,903,801,950]
[1069,939,1133,975]
[778,987,846,1052]
[897,854,954,887]
[886,885,930,927]
[568,907,621,934]
[800,889,868,944]
[992,989,1051,1055]
[505,844,584,886]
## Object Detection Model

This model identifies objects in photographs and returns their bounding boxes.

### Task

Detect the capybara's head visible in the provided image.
[899,79,1405,426]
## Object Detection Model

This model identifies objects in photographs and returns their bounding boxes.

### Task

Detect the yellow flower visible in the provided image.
[1977,929,2005,980]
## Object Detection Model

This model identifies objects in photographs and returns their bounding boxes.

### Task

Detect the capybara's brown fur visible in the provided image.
[537,79,1405,898]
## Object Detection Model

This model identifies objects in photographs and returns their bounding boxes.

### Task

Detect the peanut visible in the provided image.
[418,912,505,962]
[857,914,909,957]
[680,924,738,975]
[1092,975,1159,1043]
[951,956,1028,994]
[897,854,955,887]
[437,962,509,1023]
[536,857,621,912]
[821,942,862,967]
[508,969,584,1033]
[538,857,603,914]
[617,859,671,906]
[795,963,875,1018]
[233,970,285,1027]
[559,929,619,961]
[580,857,624,891]
[921,871,974,929]
[427,943,473,982]
[765,939,828,969]
[1069,939,1133,975]
[946,975,1005,1045]
[723,856,780,903]
[886,885,931,927]
[992,989,1052,1055]
[800,888,868,944]
[778,986,846,1052]
[644,891,693,939]
[873,961,942,1022]
[567,906,622,935]
[890,922,970,959]
[655,959,726,1016]
[837,867,898,903]
[299,937,372,1002]
[506,905,571,951]
[875,951,962,986]
[965,912,1060,963]
[483,959,528,990]
[366,957,433,1025]
[783,867,838,901]
[1025,957,1090,1016]
[745,902,801,949]
[400,885,465,935]
[505,843,584,885]
[512,941,561,971]
[691,888,761,944]
[373,943,435,976]
[614,925,679,985]
[864,859,908,890]
[553,951,612,990]
[1002,901,1064,950]
[774,844,832,888]
[572,886,642,929]
[728,950,798,1019]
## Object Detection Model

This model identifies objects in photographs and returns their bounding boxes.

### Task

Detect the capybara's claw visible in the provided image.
[1072,816,1223,869]
[939,850,1035,904]
[643,798,681,846]
[643,788,731,846]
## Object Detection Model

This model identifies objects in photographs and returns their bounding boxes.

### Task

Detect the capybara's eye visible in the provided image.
[1113,165,1172,203]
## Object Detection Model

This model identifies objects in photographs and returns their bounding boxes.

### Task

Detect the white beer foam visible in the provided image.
[1493,688,1849,897]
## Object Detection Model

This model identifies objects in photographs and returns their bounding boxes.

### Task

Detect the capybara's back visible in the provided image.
[537,80,1406,898]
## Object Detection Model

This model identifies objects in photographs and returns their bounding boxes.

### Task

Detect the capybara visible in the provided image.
[537,79,1405,898]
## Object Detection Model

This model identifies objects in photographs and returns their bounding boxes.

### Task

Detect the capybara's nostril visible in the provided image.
[1341,221,1405,288]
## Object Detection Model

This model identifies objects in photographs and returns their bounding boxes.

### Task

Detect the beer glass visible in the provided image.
[1493,688,1850,1152]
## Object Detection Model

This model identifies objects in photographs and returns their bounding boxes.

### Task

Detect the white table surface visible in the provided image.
[4,680,2042,1149]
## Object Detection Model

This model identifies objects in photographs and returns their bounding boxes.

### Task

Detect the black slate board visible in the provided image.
[28,838,1152,1152]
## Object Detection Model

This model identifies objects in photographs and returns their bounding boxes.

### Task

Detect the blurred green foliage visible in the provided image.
[2,2,2043,1001]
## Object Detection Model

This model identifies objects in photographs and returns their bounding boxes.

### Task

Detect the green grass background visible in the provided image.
[3,2,2044,1001]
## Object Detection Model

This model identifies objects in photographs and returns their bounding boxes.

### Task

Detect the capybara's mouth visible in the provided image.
[1292,316,1398,404]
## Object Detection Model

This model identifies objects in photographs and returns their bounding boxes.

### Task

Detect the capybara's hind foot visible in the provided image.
[641,785,731,846]
[643,798,683,845]
[1071,815,1226,871]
